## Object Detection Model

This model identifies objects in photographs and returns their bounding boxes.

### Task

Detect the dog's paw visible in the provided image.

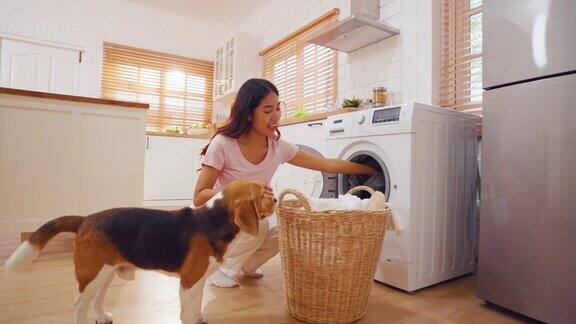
[95,311,113,324]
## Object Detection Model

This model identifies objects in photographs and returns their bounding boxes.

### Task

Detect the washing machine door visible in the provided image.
[338,144,412,266]
[339,150,391,201]
[272,145,336,198]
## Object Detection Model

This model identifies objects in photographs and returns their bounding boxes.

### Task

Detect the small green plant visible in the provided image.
[190,122,207,129]
[165,127,179,134]
[293,105,308,118]
[342,96,361,108]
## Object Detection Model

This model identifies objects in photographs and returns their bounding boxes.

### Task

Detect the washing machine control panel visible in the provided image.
[326,104,409,138]
[372,106,401,124]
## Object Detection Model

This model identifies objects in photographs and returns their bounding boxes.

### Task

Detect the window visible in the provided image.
[101,43,214,133]
[441,0,483,115]
[261,9,339,118]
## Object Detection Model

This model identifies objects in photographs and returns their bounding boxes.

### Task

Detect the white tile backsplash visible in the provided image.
[349,53,367,75]
[339,75,355,92]
[355,69,378,88]
[0,12,8,32]
[237,0,439,106]
[376,60,403,81]
[382,0,402,19]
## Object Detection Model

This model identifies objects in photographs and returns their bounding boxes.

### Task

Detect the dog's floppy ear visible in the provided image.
[232,197,260,237]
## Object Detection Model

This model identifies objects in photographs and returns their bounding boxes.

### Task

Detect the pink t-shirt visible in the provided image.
[201,134,299,191]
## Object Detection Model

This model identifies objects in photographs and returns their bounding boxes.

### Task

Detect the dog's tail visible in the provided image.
[4,216,85,272]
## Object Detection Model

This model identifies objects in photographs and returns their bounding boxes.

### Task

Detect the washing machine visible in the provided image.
[271,120,337,198]
[324,103,480,292]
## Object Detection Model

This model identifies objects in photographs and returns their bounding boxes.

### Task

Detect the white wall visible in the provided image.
[237,0,441,106]
[0,0,230,97]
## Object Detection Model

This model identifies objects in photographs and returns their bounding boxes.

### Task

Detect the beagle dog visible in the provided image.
[4,180,275,324]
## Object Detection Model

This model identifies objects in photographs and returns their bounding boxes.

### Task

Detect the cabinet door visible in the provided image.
[46,46,79,94]
[215,45,224,97]
[144,136,207,202]
[78,113,144,214]
[0,106,74,232]
[0,39,80,94]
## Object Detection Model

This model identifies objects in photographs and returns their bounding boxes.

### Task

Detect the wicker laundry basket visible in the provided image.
[276,186,392,323]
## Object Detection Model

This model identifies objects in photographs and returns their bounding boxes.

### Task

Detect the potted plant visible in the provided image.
[293,105,308,118]
[185,123,211,136]
[342,96,361,109]
[165,127,180,134]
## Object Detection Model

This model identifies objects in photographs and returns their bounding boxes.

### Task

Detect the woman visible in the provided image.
[194,78,376,288]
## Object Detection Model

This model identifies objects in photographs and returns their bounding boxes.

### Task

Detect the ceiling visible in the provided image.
[129,0,270,26]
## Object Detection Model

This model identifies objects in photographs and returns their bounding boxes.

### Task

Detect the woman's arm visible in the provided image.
[193,165,220,207]
[288,150,377,175]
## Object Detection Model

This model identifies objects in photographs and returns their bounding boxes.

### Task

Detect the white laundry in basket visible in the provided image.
[307,194,368,211]
[306,193,404,237]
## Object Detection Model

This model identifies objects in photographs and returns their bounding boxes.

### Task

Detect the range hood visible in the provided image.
[308,0,400,53]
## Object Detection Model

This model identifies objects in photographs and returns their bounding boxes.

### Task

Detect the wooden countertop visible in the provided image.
[149,108,483,138]
[279,108,357,126]
[0,87,149,109]
[146,131,212,139]
[147,108,361,138]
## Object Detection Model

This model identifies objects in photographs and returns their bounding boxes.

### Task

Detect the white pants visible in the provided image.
[219,214,279,277]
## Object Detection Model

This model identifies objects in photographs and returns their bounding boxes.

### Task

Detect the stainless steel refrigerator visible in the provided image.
[479,0,576,323]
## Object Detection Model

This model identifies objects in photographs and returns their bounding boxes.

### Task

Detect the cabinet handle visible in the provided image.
[329,128,344,134]
[146,136,150,149]
[308,122,323,127]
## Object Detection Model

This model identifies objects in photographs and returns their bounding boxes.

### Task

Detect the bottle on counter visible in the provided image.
[372,87,388,106]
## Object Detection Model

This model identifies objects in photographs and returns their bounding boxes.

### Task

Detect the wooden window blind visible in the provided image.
[101,42,214,133]
[441,0,483,115]
[260,9,339,118]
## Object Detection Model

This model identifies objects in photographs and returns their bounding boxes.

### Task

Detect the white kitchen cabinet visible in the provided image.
[0,90,146,234]
[143,135,207,207]
[213,33,260,101]
[278,121,327,153]
[1,106,74,223]
[0,35,84,95]
[79,113,145,213]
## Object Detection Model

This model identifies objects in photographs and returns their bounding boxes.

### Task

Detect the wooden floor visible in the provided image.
[0,234,534,324]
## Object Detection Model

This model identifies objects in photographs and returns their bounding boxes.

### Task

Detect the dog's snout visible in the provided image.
[273,198,277,203]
